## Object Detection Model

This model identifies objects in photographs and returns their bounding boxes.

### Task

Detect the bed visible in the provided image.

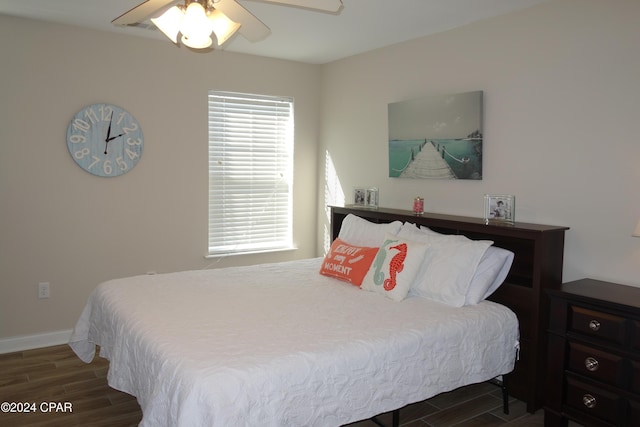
[69,206,568,425]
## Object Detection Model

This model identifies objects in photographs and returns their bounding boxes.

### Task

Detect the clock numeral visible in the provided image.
[74,148,90,159]
[68,134,86,144]
[126,137,142,146]
[88,156,101,170]
[103,160,113,175]
[125,147,140,161]
[123,122,139,134]
[115,112,126,126]
[116,157,129,171]
[98,105,114,121]
[83,108,99,124]
[72,118,90,133]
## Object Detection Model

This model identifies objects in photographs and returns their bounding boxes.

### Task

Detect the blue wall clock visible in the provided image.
[66,103,144,177]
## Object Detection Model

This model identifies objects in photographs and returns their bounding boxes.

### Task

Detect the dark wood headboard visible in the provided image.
[330,205,569,413]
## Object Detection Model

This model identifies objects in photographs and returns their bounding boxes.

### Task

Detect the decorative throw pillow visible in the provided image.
[360,233,429,301]
[338,214,402,247]
[319,238,379,285]
[397,225,492,307]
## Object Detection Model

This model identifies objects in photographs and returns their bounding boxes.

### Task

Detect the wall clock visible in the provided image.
[66,103,143,177]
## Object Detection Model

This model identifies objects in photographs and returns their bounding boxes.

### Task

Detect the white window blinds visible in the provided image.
[208,91,294,255]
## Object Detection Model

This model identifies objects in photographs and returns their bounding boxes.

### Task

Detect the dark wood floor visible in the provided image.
[0,344,555,426]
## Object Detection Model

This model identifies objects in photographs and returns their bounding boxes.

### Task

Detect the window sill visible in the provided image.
[205,246,298,259]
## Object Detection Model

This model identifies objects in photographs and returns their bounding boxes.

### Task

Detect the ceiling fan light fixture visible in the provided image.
[181,34,213,49]
[208,9,241,46]
[180,2,212,40]
[115,0,342,51]
[150,6,183,43]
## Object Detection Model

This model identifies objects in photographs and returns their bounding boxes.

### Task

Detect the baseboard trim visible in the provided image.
[0,329,72,354]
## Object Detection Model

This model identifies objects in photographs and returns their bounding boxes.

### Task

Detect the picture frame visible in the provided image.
[365,187,379,208]
[351,187,379,209]
[353,188,366,206]
[484,194,515,224]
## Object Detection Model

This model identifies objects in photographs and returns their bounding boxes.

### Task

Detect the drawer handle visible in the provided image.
[584,356,599,372]
[588,320,601,331]
[583,394,597,409]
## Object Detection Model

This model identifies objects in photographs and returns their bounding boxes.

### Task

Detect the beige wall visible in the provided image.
[0,16,320,341]
[317,0,640,285]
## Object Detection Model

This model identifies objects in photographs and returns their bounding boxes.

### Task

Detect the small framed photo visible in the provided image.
[353,188,366,206]
[484,194,515,224]
[366,187,379,208]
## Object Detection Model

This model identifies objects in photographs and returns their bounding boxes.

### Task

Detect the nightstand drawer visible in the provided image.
[570,306,626,345]
[565,377,623,425]
[632,360,640,394]
[568,342,624,387]
[633,321,640,351]
[630,399,640,424]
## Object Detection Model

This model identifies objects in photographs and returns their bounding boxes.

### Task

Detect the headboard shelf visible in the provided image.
[332,205,565,235]
[330,205,569,413]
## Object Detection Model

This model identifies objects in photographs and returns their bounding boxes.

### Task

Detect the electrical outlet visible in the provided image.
[38,282,50,299]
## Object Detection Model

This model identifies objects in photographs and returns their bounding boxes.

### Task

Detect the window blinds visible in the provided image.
[208,91,294,255]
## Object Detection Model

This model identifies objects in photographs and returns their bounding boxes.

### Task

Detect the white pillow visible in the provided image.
[397,225,492,307]
[465,246,514,305]
[360,233,429,302]
[411,223,513,304]
[338,214,402,247]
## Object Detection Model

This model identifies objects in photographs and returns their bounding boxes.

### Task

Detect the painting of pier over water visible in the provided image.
[388,91,483,180]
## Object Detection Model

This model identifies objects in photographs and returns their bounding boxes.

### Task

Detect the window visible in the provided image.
[208,91,294,256]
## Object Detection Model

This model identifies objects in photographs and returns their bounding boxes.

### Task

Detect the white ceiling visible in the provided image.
[0,0,547,64]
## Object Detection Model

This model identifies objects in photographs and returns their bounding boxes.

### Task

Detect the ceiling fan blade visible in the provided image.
[252,0,343,13]
[112,0,179,26]
[215,0,271,42]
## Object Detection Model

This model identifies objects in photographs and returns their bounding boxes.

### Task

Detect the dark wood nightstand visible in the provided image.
[545,278,640,426]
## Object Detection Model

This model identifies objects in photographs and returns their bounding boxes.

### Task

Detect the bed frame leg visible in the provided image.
[488,375,510,415]
[501,375,510,415]
[391,409,399,427]
[371,408,400,427]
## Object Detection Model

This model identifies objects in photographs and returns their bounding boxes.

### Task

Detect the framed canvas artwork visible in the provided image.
[388,91,483,180]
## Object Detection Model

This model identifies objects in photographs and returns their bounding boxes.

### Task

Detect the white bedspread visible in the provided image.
[69,258,519,427]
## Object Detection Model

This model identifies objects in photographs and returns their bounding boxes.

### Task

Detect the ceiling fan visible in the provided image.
[112,0,344,49]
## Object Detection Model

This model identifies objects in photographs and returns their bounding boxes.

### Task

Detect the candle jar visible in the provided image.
[413,197,424,215]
